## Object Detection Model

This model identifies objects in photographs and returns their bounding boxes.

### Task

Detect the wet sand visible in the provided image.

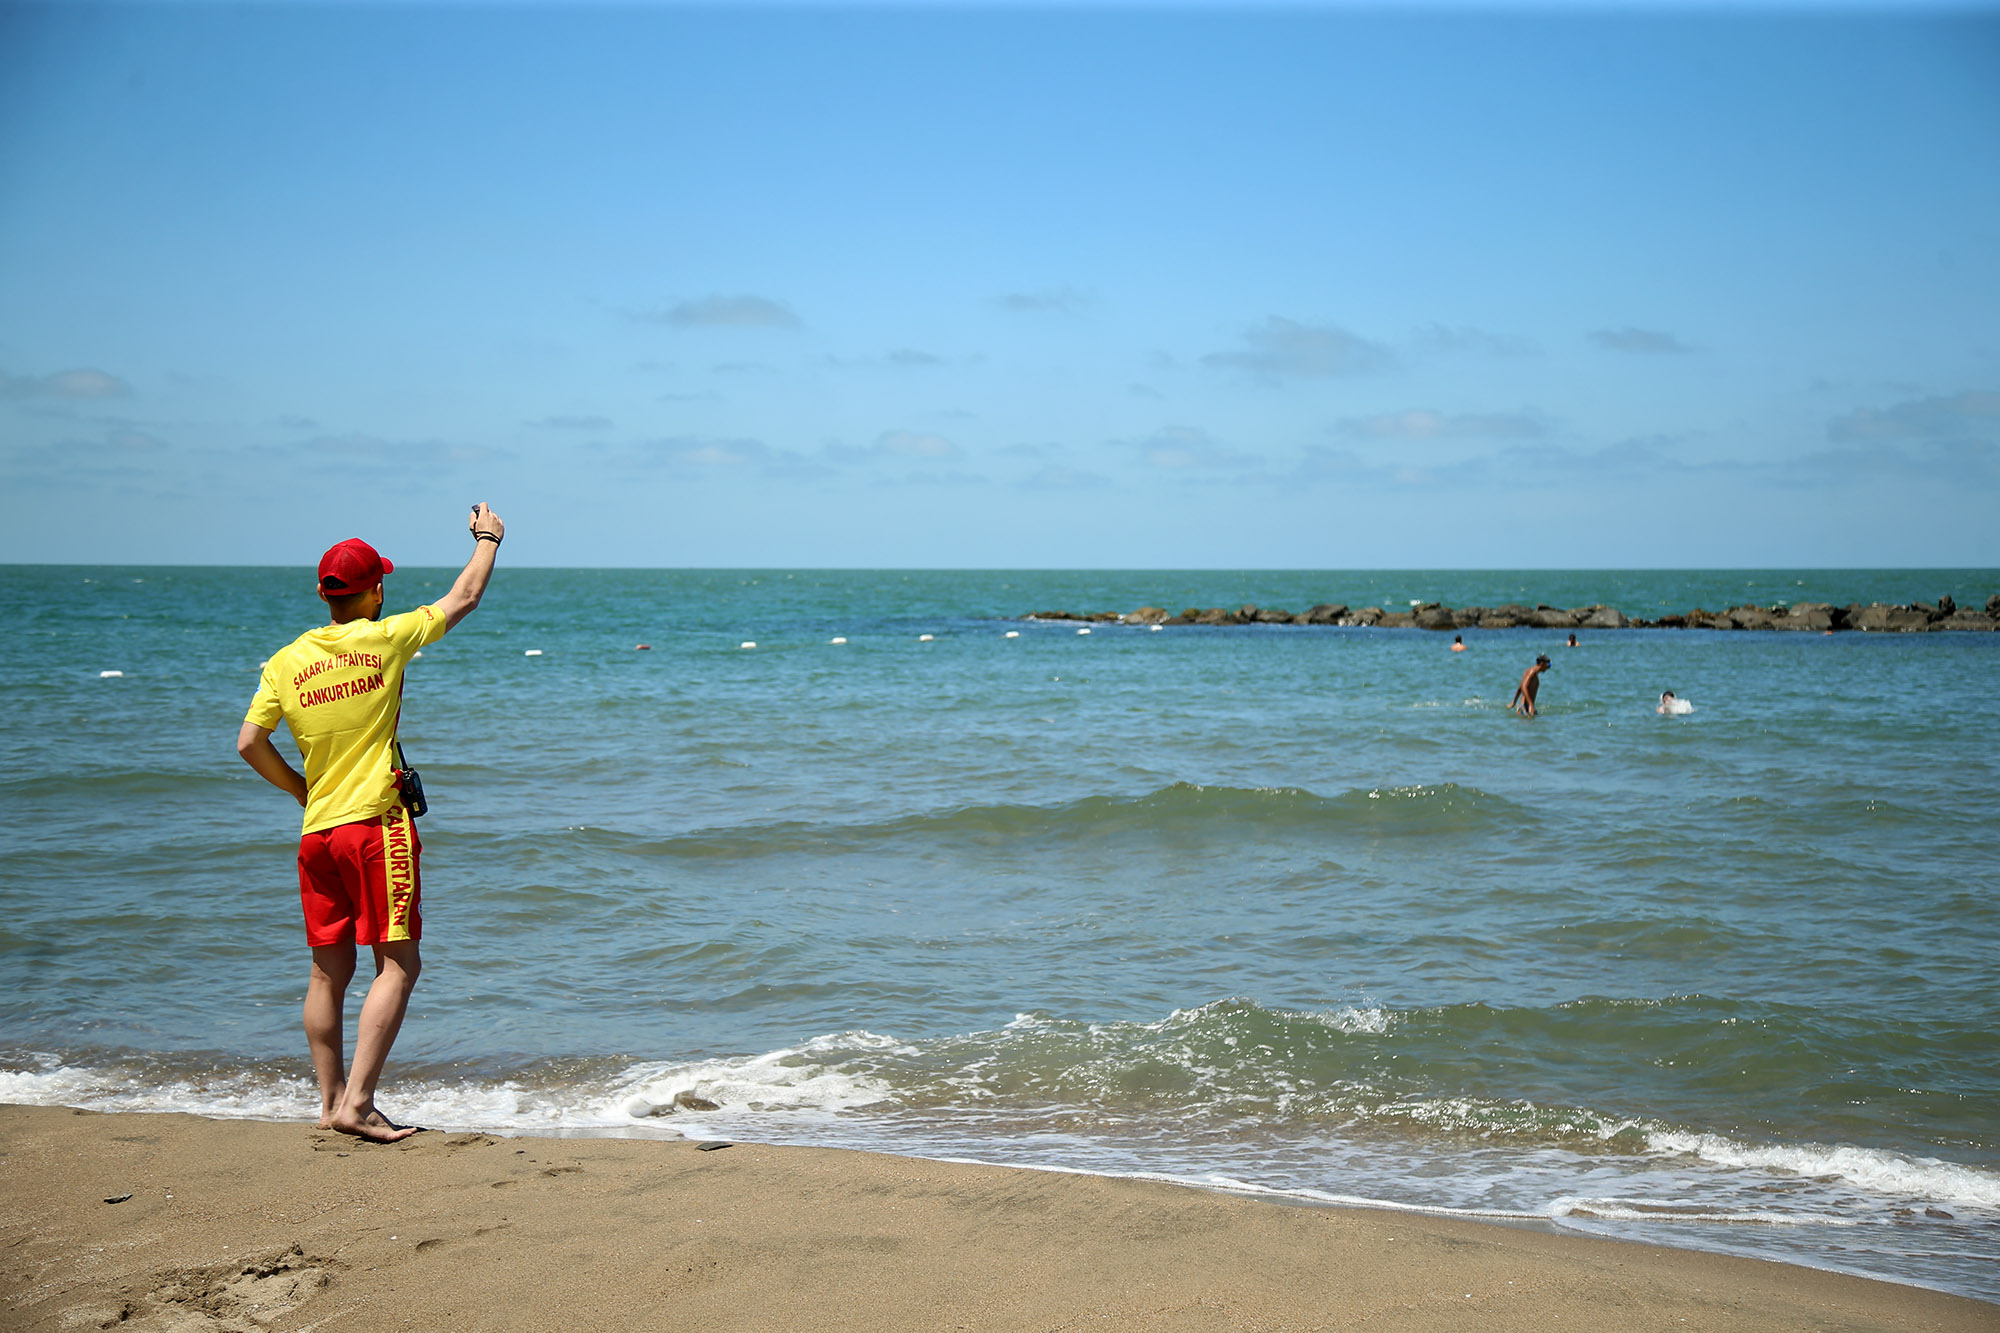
[2,1103,1990,1332]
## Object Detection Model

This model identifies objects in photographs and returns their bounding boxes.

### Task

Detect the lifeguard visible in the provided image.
[236,505,505,1141]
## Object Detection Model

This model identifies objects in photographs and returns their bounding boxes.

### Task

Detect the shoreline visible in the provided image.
[4,1104,1993,1332]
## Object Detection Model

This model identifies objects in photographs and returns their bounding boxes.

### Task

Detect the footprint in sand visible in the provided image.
[139,1242,336,1331]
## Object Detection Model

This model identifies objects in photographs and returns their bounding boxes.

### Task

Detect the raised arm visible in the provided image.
[434,502,505,630]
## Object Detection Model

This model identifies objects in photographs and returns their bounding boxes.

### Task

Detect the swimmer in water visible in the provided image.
[1566,632,1578,648]
[1658,690,1694,715]
[1451,634,1466,652]
[1510,655,1551,717]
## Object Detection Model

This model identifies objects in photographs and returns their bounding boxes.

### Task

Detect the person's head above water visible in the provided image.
[1661,690,1676,701]
[1536,655,1551,668]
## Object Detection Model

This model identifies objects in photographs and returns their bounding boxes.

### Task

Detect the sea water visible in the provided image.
[2,566,1996,1303]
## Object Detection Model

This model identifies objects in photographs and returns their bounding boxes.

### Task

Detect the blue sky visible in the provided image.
[2,1,1996,568]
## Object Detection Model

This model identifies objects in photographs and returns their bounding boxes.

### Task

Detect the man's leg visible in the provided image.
[305,944,356,1128]
[329,939,421,1142]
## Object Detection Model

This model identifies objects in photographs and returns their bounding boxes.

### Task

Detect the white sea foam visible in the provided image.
[0,1062,316,1122]
[616,1032,902,1125]
[1304,1005,1390,1035]
[1551,1196,1863,1227]
[1643,1130,2000,1210]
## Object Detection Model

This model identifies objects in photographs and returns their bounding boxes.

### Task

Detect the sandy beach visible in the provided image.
[1,1104,1990,1332]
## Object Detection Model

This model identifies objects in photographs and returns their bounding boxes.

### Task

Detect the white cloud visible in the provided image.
[528,414,614,430]
[1337,408,1548,440]
[1202,317,1391,382]
[1589,326,1691,354]
[1827,390,2000,441]
[0,366,134,399]
[1278,433,2000,495]
[1123,425,1263,470]
[826,348,954,370]
[296,434,510,467]
[1412,323,1538,356]
[1019,464,1113,491]
[995,286,1087,314]
[876,430,957,459]
[631,295,801,328]
[634,437,773,468]
[827,430,961,464]
[2,426,174,486]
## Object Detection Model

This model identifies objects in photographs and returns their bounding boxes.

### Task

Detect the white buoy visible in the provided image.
[829,636,847,645]
[918,634,934,642]
[525,649,543,657]
[412,651,422,659]
[1077,627,1091,635]
[739,641,757,650]
[99,670,123,678]
[1150,624,1163,632]
[1004,630,1019,638]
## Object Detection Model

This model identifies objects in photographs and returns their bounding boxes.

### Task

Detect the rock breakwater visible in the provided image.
[1024,593,2000,632]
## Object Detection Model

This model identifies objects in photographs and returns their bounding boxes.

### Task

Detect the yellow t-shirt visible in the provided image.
[245,606,449,834]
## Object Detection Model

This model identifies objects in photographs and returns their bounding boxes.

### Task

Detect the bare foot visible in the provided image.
[330,1105,422,1143]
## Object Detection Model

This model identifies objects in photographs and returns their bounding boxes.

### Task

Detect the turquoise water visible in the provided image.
[2,566,1997,1301]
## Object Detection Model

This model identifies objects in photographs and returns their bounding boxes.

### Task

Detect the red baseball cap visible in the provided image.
[317,538,393,592]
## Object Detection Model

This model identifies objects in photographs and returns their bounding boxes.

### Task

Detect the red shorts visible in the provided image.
[296,806,423,947]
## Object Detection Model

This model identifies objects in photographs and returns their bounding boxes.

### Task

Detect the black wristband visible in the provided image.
[474,532,501,544]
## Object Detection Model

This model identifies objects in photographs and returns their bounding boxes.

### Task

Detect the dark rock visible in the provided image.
[1494,603,1535,621]
[1030,610,1077,622]
[1253,607,1296,623]
[673,1091,721,1111]
[1126,606,1169,625]
[1937,595,1956,617]
[1347,606,1384,626]
[1728,605,1776,630]
[1452,606,1487,628]
[1580,606,1627,629]
[1933,611,1997,631]
[1481,616,1520,628]
[1526,607,1580,629]
[1194,607,1232,626]
[1852,604,1931,632]
[1773,608,1833,632]
[1688,609,1737,630]
[1302,603,1348,625]
[1378,611,1416,628]
[1654,614,1687,628]
[1988,594,2000,617]
[1415,606,1457,631]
